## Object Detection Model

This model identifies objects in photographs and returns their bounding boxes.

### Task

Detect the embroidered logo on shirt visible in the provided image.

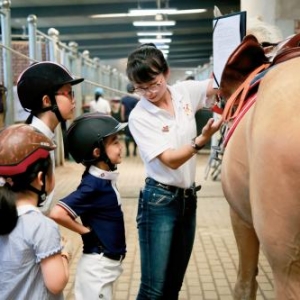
[162,125,169,132]
[183,103,192,116]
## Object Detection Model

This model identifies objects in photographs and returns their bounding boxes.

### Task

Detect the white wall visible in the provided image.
[241,0,297,39]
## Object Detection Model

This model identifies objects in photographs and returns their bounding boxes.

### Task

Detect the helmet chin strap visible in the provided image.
[50,94,65,122]
[27,172,48,207]
[103,155,117,171]
[26,94,65,124]
[98,142,117,171]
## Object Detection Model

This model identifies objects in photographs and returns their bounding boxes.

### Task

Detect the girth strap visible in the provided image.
[222,63,270,122]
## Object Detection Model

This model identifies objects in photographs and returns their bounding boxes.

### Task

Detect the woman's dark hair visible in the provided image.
[126,43,169,83]
[0,156,52,235]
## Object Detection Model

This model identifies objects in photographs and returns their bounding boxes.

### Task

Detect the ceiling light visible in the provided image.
[168,9,206,15]
[185,70,194,75]
[89,9,206,19]
[90,13,129,18]
[137,31,173,36]
[138,38,172,44]
[129,9,177,16]
[133,20,176,27]
[156,44,170,50]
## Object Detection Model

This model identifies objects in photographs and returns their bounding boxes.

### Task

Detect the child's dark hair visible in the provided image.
[126,43,169,83]
[0,156,52,235]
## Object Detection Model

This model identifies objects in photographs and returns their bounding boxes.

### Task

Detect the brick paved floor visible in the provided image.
[53,148,274,300]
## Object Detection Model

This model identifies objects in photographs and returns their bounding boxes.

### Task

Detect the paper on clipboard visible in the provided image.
[212,11,246,88]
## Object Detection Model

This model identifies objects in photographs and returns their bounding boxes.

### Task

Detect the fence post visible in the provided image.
[47,28,64,166]
[93,57,100,87]
[27,14,37,61]
[1,0,13,125]
[69,42,83,117]
[47,27,60,61]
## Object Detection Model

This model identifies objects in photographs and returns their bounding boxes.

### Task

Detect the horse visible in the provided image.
[219,27,300,300]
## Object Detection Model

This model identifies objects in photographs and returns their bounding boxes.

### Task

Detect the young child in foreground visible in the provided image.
[50,112,127,300]
[0,124,72,299]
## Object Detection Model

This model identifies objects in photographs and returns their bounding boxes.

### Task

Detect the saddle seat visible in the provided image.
[220,33,300,122]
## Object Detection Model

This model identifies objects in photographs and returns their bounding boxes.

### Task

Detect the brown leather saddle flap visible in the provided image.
[220,34,268,101]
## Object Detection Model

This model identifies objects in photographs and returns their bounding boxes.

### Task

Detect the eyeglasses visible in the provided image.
[55,90,75,99]
[134,77,163,96]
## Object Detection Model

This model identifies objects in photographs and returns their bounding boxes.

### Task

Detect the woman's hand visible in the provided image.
[195,117,223,146]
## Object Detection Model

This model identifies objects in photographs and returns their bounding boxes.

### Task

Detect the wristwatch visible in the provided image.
[191,137,205,152]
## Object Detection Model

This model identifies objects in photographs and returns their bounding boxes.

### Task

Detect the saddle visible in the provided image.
[220,33,300,122]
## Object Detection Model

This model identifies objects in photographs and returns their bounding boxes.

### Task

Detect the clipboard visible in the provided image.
[212,11,247,88]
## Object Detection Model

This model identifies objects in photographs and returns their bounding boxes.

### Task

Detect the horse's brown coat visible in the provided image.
[221,57,300,299]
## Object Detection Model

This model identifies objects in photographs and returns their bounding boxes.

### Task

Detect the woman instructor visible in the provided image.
[126,43,222,299]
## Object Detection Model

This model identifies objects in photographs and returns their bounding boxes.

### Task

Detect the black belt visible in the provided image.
[145,177,201,197]
[103,252,125,261]
[88,248,125,261]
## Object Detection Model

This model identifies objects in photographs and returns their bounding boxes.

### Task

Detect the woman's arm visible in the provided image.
[158,117,223,169]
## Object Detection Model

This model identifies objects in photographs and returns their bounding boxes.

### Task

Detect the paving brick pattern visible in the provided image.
[53,150,274,300]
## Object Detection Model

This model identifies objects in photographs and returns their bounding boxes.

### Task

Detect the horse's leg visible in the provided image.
[230,208,259,300]
[221,109,259,299]
[249,139,300,299]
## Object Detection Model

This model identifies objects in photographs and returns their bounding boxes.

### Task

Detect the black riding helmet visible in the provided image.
[17,61,84,123]
[67,112,127,170]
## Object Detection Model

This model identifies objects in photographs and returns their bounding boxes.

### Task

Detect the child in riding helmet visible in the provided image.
[17,61,84,214]
[50,112,127,300]
[0,124,72,299]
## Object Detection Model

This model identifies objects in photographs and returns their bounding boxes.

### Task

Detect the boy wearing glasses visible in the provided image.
[17,61,84,214]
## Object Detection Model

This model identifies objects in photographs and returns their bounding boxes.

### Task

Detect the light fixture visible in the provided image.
[133,20,176,27]
[129,8,177,16]
[168,9,206,15]
[138,38,172,44]
[137,31,173,36]
[89,8,207,19]
[156,44,170,50]
[185,70,194,75]
[89,8,206,18]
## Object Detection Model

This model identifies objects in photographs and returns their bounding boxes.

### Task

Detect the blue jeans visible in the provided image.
[136,179,197,300]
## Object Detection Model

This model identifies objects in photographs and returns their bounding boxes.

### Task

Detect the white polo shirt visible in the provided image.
[89,97,111,114]
[129,79,213,188]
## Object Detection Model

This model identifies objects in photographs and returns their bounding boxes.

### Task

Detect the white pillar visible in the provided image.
[241,0,297,39]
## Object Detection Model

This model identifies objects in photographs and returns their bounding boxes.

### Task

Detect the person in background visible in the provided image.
[185,75,195,80]
[17,61,84,215]
[110,96,122,122]
[121,83,139,157]
[126,43,222,299]
[89,87,111,115]
[50,113,127,300]
[0,124,72,300]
